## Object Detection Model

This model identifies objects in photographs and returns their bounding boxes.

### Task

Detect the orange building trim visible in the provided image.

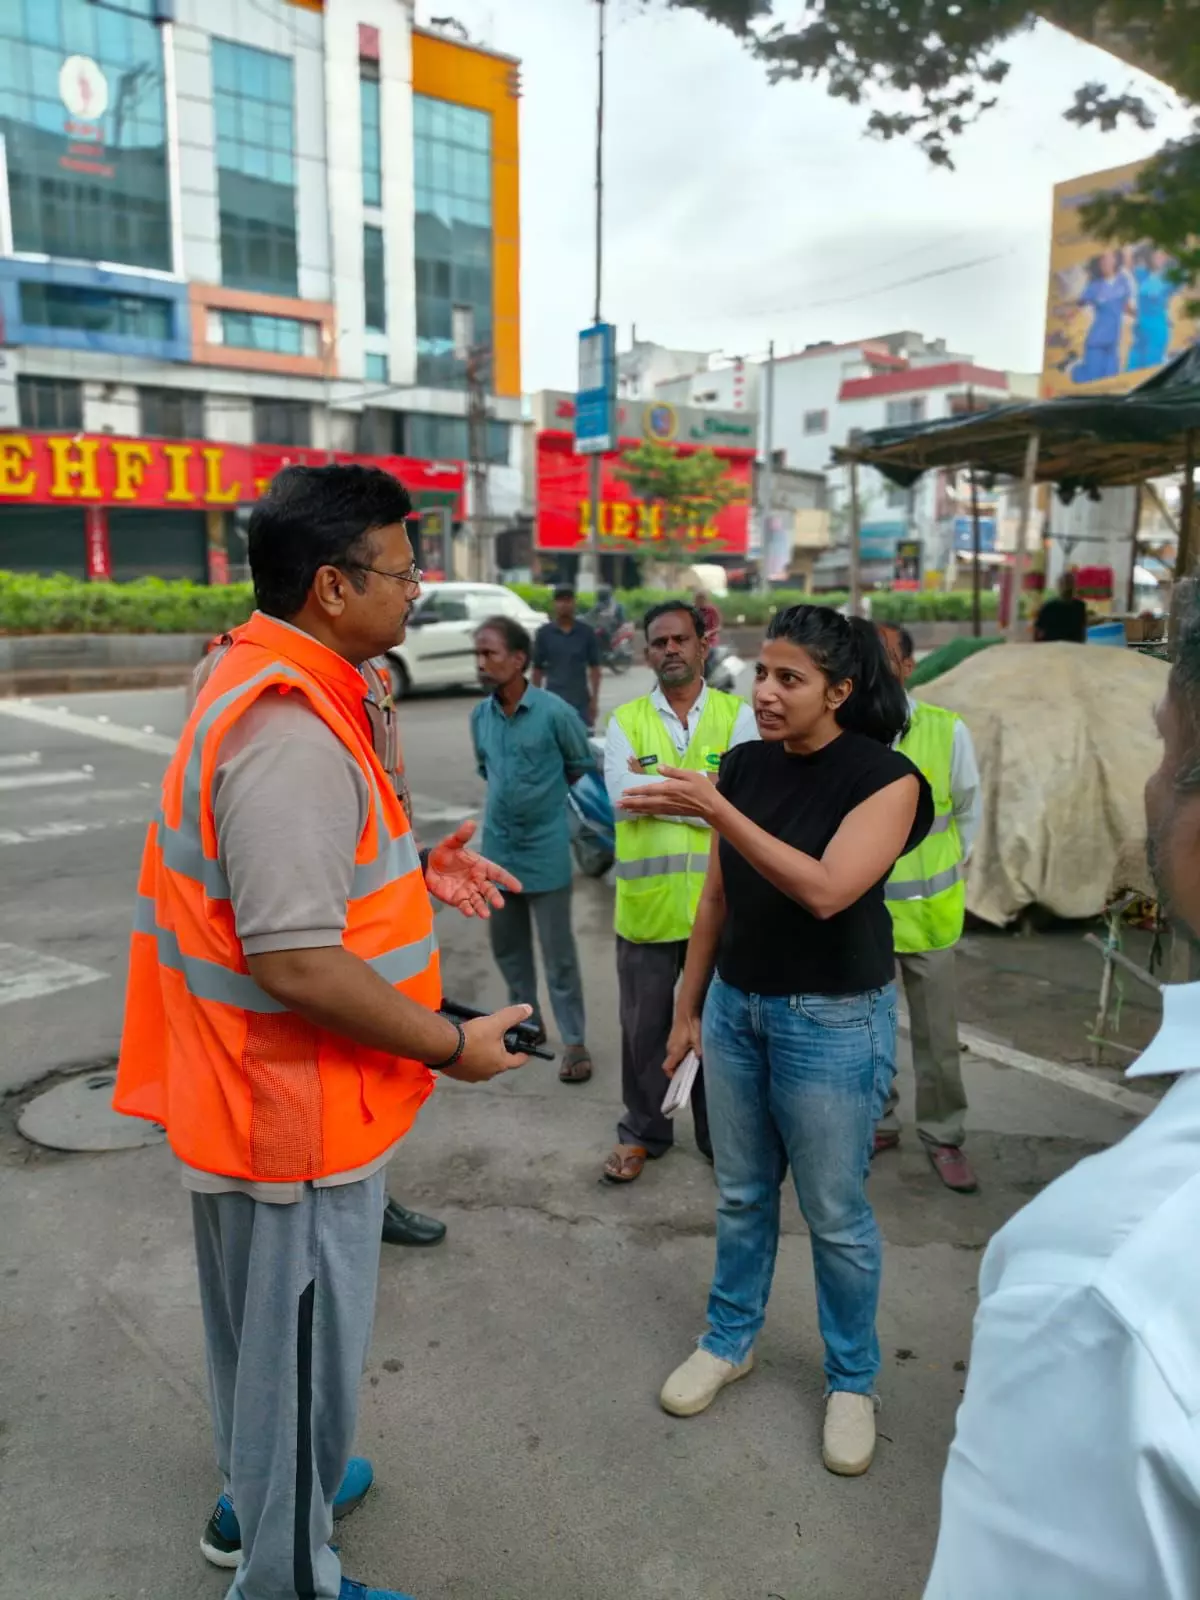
[411,28,522,399]
[189,284,338,380]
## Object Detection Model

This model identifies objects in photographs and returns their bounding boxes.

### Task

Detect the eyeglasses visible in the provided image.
[343,561,423,590]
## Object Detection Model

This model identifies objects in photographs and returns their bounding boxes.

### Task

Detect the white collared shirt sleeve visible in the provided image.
[949,717,982,861]
[729,702,759,750]
[603,713,642,810]
[925,1266,1200,1600]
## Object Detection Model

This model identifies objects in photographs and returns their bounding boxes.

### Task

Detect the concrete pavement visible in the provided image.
[0,677,1147,1600]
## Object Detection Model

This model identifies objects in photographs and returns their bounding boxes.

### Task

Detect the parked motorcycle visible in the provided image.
[596,619,635,674]
[567,756,615,879]
[705,644,744,694]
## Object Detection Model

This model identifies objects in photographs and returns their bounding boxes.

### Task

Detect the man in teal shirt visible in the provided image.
[471,615,595,1083]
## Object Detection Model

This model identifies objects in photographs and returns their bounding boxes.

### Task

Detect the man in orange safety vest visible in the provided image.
[115,463,529,1600]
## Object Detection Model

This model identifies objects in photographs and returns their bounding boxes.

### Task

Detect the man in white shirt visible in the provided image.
[924,590,1200,1598]
[601,602,757,1183]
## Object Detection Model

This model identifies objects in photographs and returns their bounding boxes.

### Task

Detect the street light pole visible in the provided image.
[587,0,607,589]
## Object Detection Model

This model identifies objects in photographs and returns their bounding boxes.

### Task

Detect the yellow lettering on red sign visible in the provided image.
[609,502,634,541]
[637,503,662,540]
[46,436,101,500]
[111,440,155,501]
[0,436,35,498]
[162,444,196,504]
[203,447,240,505]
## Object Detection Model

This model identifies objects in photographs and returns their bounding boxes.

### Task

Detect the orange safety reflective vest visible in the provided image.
[114,611,440,1183]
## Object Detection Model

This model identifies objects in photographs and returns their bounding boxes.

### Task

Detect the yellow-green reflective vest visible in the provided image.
[887,700,966,953]
[613,689,743,944]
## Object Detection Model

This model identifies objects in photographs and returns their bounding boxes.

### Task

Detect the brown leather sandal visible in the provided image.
[559,1045,593,1084]
[603,1144,648,1183]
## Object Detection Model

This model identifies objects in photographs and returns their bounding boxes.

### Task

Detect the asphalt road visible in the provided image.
[0,675,1144,1600]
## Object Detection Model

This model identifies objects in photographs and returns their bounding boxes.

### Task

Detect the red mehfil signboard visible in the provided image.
[535,429,752,555]
[0,432,465,512]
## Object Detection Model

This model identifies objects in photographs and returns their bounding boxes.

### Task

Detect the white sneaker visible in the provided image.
[659,1347,754,1417]
[822,1390,878,1476]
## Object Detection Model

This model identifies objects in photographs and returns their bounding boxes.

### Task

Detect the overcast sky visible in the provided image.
[412,0,1189,393]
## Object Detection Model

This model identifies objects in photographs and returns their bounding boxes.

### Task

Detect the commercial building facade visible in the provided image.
[0,0,521,580]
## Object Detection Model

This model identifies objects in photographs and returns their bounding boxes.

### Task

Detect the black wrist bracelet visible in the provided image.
[419,847,431,875]
[428,1020,466,1072]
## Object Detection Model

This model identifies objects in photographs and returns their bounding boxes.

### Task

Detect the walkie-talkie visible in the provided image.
[440,1000,555,1060]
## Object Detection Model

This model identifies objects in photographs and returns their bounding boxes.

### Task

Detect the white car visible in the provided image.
[383,581,546,697]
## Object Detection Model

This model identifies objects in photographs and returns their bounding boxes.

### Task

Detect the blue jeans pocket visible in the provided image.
[790,992,873,1029]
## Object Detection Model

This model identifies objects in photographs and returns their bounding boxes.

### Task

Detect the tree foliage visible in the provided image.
[663,1,1200,272]
[615,441,748,569]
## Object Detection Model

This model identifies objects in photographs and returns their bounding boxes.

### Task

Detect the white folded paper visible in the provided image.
[661,1049,700,1118]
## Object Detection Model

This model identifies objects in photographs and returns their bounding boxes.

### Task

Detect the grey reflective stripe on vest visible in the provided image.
[614,851,711,880]
[133,893,437,1012]
[884,861,965,902]
[162,661,419,900]
[926,811,954,836]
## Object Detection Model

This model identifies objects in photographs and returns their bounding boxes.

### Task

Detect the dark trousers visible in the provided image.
[616,935,710,1158]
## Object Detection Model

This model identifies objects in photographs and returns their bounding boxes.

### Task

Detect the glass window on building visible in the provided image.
[252,398,312,447]
[0,0,172,271]
[885,397,926,427]
[139,387,204,439]
[360,64,381,208]
[363,225,386,333]
[404,411,508,464]
[212,39,298,296]
[19,281,173,341]
[412,95,492,390]
[213,309,319,358]
[364,353,389,384]
[18,375,83,430]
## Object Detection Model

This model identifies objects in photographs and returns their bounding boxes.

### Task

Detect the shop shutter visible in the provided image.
[0,507,87,577]
[107,510,209,583]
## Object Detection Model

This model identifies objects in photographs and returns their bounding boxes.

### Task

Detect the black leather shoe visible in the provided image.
[382,1198,447,1247]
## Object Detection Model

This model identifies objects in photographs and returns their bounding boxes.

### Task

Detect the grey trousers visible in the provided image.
[192,1170,386,1600]
[488,884,585,1046]
[879,946,969,1148]
[616,935,710,1158]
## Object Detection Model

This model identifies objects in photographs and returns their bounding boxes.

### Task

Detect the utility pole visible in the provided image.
[587,0,607,590]
[466,342,491,581]
[757,340,776,594]
[848,460,863,618]
[454,303,491,582]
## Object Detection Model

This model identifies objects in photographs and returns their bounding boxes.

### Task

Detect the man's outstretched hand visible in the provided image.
[425,820,521,918]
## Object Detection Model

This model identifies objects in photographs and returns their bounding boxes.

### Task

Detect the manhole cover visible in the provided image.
[17,1072,165,1152]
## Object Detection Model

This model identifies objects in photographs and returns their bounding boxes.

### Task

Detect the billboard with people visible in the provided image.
[1042,159,1198,398]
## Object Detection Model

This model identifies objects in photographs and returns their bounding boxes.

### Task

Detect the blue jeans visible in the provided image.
[699,975,897,1395]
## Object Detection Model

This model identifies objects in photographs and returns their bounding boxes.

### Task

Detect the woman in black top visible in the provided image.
[619,606,932,1478]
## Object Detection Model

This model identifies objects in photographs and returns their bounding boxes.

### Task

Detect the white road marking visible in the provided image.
[0,700,177,756]
[0,816,147,847]
[0,943,107,1006]
[411,795,478,827]
[0,752,41,770]
[0,769,92,793]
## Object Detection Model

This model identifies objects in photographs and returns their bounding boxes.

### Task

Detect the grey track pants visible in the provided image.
[191,1170,386,1600]
[879,946,969,1148]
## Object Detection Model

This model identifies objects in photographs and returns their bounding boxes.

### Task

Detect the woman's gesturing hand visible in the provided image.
[618,765,724,824]
[663,1012,702,1078]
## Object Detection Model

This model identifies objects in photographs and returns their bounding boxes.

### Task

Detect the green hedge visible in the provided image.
[0,570,1005,635]
[0,572,255,635]
[510,584,1000,627]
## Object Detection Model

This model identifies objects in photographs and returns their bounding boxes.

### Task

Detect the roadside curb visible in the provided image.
[899,1009,1152,1118]
[0,666,195,698]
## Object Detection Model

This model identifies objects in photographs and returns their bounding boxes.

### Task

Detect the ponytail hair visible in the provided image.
[764,605,910,745]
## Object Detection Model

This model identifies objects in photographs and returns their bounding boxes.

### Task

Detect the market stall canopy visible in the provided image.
[833,346,1200,495]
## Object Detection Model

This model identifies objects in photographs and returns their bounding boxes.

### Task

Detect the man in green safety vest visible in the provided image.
[876,624,982,1193]
[601,601,758,1183]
